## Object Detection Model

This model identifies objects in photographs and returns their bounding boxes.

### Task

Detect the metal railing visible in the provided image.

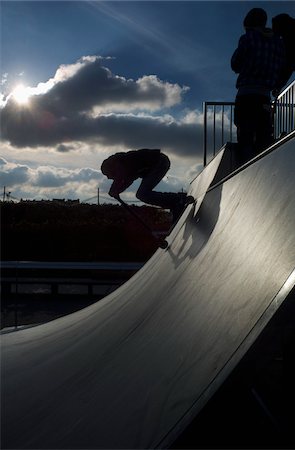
[203,80,295,167]
[1,261,144,329]
[203,101,235,166]
[274,80,295,139]
[1,261,143,299]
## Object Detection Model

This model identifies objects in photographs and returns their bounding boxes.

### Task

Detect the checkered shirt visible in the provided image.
[231,28,286,92]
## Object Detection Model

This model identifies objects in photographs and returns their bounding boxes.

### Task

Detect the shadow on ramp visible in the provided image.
[169,185,222,268]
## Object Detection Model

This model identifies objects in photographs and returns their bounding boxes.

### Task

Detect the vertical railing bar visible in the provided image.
[271,100,275,140]
[278,99,280,138]
[286,91,290,133]
[213,105,216,157]
[292,86,294,130]
[286,92,289,132]
[292,86,295,130]
[281,96,284,136]
[221,105,224,147]
[281,96,283,135]
[203,102,207,167]
[278,99,283,137]
[284,93,286,134]
[276,99,280,138]
[285,92,288,132]
[289,90,291,133]
[286,90,289,133]
[291,86,294,130]
[230,105,233,142]
[278,99,281,138]
[288,89,291,133]
[277,98,280,138]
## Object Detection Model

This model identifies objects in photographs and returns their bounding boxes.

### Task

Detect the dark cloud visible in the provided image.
[0,56,202,157]
[89,114,203,157]
[33,57,186,116]
[56,144,74,152]
[1,107,203,157]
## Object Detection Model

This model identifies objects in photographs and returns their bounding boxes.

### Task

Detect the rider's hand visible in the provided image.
[108,187,120,199]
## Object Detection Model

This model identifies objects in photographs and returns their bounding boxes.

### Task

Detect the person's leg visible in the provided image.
[255,98,273,154]
[136,153,179,209]
[137,153,194,222]
[234,95,256,165]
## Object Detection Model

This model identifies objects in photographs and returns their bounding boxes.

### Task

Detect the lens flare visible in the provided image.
[12,84,31,105]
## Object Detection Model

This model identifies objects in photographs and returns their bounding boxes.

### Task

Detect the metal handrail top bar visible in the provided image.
[277,80,295,100]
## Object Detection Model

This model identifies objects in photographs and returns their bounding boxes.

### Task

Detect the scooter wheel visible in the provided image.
[159,240,168,249]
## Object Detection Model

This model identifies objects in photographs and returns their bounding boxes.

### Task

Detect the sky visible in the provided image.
[1,0,294,204]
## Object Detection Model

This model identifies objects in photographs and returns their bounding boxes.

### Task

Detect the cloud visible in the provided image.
[0,56,199,158]
[32,166,103,188]
[0,157,103,189]
[32,167,70,188]
[1,73,8,86]
[0,153,199,202]
[0,159,31,186]
[0,156,109,202]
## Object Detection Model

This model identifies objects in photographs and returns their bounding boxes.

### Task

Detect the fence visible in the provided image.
[1,261,143,329]
[203,80,295,166]
[274,80,295,139]
[203,101,235,166]
[1,261,143,298]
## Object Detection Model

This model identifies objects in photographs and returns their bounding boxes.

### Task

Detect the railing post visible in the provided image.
[230,105,233,142]
[213,105,216,156]
[221,104,224,153]
[203,102,207,167]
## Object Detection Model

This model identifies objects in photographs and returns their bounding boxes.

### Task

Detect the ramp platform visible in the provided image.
[1,133,295,449]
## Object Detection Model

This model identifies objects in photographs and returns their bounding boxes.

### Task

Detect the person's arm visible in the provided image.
[231,35,248,73]
[108,177,134,199]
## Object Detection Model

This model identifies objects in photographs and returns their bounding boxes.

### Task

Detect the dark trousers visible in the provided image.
[234,94,273,165]
[136,153,180,209]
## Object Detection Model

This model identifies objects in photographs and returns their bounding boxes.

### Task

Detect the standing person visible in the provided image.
[231,8,286,165]
[101,148,193,222]
[272,13,295,93]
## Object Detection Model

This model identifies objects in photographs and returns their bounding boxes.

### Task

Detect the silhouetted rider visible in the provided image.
[101,148,193,222]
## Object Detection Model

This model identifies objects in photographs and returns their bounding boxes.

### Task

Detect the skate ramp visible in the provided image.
[1,133,295,449]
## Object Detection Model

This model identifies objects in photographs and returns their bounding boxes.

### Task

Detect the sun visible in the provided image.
[12,84,31,105]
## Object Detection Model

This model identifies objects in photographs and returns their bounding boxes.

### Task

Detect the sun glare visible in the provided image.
[12,84,31,105]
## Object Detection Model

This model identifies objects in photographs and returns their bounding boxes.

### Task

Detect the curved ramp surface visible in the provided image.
[2,134,295,449]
